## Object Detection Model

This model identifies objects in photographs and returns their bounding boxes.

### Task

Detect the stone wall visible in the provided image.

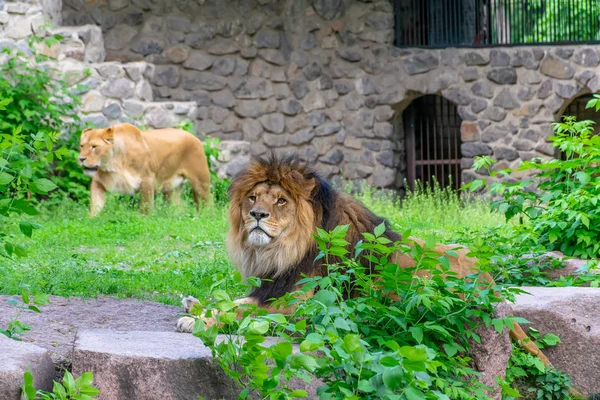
[12,0,600,187]
[0,0,198,133]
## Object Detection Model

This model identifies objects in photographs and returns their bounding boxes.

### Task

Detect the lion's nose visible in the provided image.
[78,156,86,163]
[250,210,270,221]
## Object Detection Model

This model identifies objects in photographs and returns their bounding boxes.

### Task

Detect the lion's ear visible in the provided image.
[103,127,114,144]
[290,170,315,198]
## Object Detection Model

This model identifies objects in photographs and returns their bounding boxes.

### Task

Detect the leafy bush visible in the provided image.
[0,289,50,340]
[501,329,573,400]
[190,223,523,399]
[463,100,600,259]
[22,369,100,400]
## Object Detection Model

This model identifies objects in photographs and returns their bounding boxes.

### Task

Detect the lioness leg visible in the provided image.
[139,178,155,215]
[188,176,211,209]
[163,187,182,206]
[90,179,107,217]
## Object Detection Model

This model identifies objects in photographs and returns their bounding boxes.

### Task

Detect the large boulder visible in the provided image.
[507,286,600,396]
[72,330,237,400]
[0,334,54,400]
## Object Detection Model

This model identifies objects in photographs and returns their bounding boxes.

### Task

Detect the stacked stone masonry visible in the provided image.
[3,0,600,187]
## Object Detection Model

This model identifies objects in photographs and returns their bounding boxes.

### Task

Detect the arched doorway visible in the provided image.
[559,94,600,159]
[403,95,463,191]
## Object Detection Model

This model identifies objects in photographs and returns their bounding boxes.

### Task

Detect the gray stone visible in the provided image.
[82,114,109,128]
[280,99,302,116]
[302,91,326,112]
[102,103,122,119]
[0,335,54,399]
[555,48,574,59]
[494,88,520,110]
[373,122,393,139]
[291,50,309,68]
[208,40,240,55]
[212,89,236,109]
[100,78,135,99]
[556,82,578,99]
[462,142,493,157]
[166,15,191,33]
[482,125,510,143]
[289,128,314,145]
[372,166,395,187]
[334,80,353,95]
[506,287,600,396]
[259,113,285,134]
[517,87,535,101]
[458,107,477,121]
[130,37,165,56]
[377,150,395,167]
[462,68,480,82]
[308,111,326,127]
[540,56,575,79]
[72,330,237,400]
[336,47,362,62]
[320,148,344,164]
[404,53,439,75]
[471,99,488,114]
[235,100,263,118]
[574,48,600,68]
[315,122,342,137]
[471,82,494,99]
[301,34,317,51]
[104,24,138,50]
[263,133,288,147]
[191,91,211,107]
[464,51,489,66]
[212,58,237,77]
[536,142,556,156]
[312,0,345,20]
[183,52,213,71]
[232,77,273,99]
[152,65,180,88]
[181,71,227,91]
[487,68,517,85]
[577,70,596,85]
[494,146,519,161]
[511,49,533,67]
[519,129,540,142]
[544,95,564,114]
[490,50,510,67]
[345,91,364,111]
[290,80,309,100]
[242,119,263,141]
[318,75,333,91]
[513,139,534,151]
[123,100,145,117]
[537,79,553,99]
[255,27,280,49]
[442,88,471,106]
[356,76,377,95]
[303,62,322,81]
[257,49,286,66]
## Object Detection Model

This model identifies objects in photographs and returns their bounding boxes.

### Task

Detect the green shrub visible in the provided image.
[463,99,600,259]
[22,369,100,400]
[190,223,524,399]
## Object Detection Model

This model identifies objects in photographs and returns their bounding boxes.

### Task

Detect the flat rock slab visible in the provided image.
[72,330,237,400]
[0,295,181,366]
[0,334,54,400]
[508,286,600,396]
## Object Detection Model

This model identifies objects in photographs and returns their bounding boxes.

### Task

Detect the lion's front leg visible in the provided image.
[90,179,106,217]
[139,178,155,215]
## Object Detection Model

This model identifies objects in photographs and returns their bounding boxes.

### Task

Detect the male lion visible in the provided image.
[177,154,561,387]
[78,123,211,216]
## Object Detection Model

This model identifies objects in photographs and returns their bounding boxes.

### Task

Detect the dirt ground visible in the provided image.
[0,295,182,371]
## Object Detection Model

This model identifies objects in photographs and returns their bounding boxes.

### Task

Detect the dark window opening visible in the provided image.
[394,0,600,48]
[403,95,463,191]
[560,94,600,160]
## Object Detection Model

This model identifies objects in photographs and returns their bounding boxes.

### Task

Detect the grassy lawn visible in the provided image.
[0,186,505,306]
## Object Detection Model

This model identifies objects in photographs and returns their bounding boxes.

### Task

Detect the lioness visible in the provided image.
[78,123,210,216]
[178,154,567,392]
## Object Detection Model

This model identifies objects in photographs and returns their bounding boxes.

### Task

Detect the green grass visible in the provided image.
[0,186,505,306]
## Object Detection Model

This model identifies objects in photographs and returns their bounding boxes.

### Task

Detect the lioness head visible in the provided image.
[226,155,319,277]
[78,127,115,176]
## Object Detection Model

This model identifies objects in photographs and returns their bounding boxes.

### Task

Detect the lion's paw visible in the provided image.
[176,316,196,333]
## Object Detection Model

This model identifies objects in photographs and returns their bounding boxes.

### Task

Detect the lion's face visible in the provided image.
[242,183,298,246]
[78,127,115,176]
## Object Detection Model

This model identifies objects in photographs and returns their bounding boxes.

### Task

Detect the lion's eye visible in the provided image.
[91,145,97,150]
[277,198,287,205]
[249,195,256,203]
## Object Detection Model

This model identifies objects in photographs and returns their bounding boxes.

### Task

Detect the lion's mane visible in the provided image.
[225,154,401,305]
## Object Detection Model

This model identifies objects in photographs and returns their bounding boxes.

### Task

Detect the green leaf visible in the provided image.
[540,333,561,347]
[409,326,423,343]
[399,346,428,362]
[29,178,57,194]
[374,222,386,237]
[21,370,36,400]
[62,370,76,396]
[334,317,350,331]
[290,354,317,372]
[342,334,362,353]
[75,371,94,389]
[288,390,308,398]
[0,172,13,185]
[405,385,426,400]
[382,366,404,390]
[53,381,68,400]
